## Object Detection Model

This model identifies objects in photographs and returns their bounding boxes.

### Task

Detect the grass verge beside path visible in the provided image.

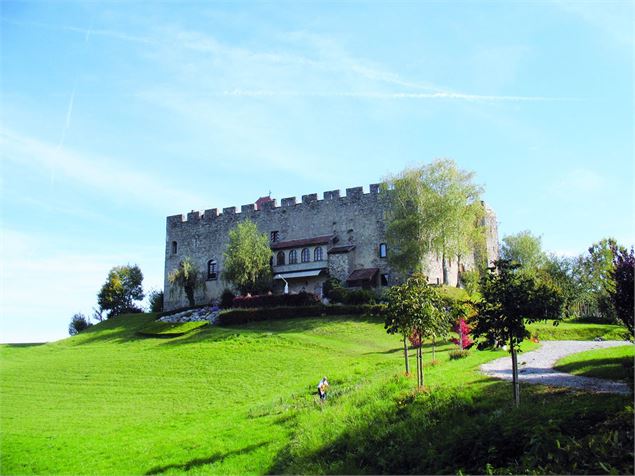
[555,345,634,383]
[527,321,630,341]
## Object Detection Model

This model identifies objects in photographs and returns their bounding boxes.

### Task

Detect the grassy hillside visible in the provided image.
[1,314,632,474]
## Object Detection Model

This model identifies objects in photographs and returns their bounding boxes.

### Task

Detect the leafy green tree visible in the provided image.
[385,274,449,387]
[384,159,485,285]
[68,313,92,335]
[500,230,546,272]
[148,289,164,313]
[472,260,564,406]
[168,257,204,307]
[97,264,144,318]
[610,245,634,336]
[222,220,272,294]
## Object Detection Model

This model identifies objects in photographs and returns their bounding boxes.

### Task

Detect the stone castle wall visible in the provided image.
[163,184,499,310]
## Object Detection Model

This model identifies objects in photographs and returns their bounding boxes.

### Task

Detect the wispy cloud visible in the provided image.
[1,18,154,45]
[0,128,205,213]
[221,89,573,102]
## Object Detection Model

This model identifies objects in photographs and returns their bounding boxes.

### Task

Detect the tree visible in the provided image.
[68,313,91,335]
[97,265,144,318]
[148,289,164,313]
[384,159,485,285]
[610,245,634,336]
[500,230,546,272]
[168,257,204,307]
[472,260,564,406]
[385,274,449,387]
[222,219,272,294]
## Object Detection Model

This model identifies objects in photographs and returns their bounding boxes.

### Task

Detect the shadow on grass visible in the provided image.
[155,314,384,347]
[267,379,633,475]
[144,442,268,474]
[1,342,47,348]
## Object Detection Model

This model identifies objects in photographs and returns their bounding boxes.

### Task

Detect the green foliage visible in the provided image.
[473,260,564,350]
[610,245,634,336]
[383,159,485,284]
[168,257,204,307]
[500,230,547,271]
[137,320,208,337]
[147,289,163,313]
[97,264,144,318]
[68,313,91,336]
[459,269,481,297]
[448,349,470,360]
[222,220,272,294]
[220,288,236,308]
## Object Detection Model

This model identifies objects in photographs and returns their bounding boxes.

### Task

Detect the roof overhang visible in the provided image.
[271,235,333,250]
[274,269,325,280]
[346,267,379,282]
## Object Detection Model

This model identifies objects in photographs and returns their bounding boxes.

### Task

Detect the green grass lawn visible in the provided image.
[555,345,635,382]
[527,320,631,341]
[1,314,632,475]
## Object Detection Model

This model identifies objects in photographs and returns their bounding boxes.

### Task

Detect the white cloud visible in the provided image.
[554,168,607,194]
[0,128,206,213]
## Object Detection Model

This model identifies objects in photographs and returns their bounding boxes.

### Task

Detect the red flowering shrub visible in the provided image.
[451,318,474,349]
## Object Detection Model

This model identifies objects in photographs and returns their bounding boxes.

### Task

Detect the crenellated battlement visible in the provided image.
[167,183,383,225]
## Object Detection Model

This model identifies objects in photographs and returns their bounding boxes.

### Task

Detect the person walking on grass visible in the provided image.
[317,376,329,400]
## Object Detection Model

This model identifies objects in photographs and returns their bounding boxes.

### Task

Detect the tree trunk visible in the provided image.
[419,346,424,388]
[459,325,464,350]
[403,335,410,375]
[456,254,462,288]
[415,346,421,387]
[511,340,520,407]
[432,336,436,361]
[442,252,449,285]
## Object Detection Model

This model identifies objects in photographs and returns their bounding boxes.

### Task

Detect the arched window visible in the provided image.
[172,241,178,255]
[301,248,310,263]
[276,251,285,266]
[289,249,298,264]
[207,259,217,280]
[379,243,387,258]
[314,247,323,261]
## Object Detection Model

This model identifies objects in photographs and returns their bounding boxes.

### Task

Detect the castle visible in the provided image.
[163,184,499,311]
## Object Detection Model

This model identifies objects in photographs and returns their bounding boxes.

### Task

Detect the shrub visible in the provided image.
[232,292,320,308]
[327,287,349,304]
[68,313,91,336]
[449,349,470,360]
[220,289,236,308]
[148,290,164,313]
[345,289,376,305]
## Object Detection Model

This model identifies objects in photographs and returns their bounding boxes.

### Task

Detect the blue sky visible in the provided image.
[1,0,633,343]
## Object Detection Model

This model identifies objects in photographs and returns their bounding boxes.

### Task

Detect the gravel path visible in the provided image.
[481,340,633,395]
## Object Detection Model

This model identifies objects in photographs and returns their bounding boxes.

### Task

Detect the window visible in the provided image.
[379,243,387,258]
[270,231,279,242]
[301,248,310,263]
[207,260,217,280]
[289,249,298,264]
[381,274,389,286]
[276,251,285,266]
[314,247,323,261]
[172,241,177,255]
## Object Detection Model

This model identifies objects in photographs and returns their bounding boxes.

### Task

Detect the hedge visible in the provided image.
[217,304,387,326]
[232,292,321,308]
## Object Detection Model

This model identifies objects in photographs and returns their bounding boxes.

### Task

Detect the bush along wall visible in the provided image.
[217,304,386,326]
[231,292,321,308]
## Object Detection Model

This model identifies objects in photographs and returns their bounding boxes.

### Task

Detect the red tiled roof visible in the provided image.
[270,235,333,250]
[255,196,273,210]
[327,245,356,254]
[347,267,379,282]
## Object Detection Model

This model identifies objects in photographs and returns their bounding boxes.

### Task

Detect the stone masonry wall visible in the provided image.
[163,184,499,310]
